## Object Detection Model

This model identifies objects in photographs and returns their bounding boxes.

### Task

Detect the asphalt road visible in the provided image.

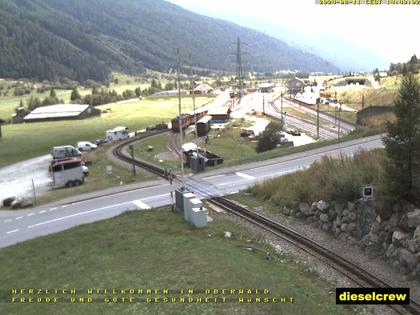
[0,134,384,248]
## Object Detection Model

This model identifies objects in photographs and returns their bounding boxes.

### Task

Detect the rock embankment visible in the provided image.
[283,200,420,279]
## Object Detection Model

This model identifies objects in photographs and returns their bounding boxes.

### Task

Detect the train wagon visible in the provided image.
[196,115,212,136]
[171,114,191,132]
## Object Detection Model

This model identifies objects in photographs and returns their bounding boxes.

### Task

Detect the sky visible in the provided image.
[167,0,420,64]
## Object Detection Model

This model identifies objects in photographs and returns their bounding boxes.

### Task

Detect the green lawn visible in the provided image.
[0,207,354,315]
[0,96,213,168]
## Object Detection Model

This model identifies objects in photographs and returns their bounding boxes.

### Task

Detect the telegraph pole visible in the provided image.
[280,92,284,121]
[361,94,365,110]
[262,94,265,114]
[236,37,244,102]
[316,98,320,139]
[189,53,198,139]
[337,102,342,140]
[177,48,185,184]
[129,144,136,176]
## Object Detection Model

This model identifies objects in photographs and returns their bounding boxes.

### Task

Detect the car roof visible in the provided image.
[52,158,82,167]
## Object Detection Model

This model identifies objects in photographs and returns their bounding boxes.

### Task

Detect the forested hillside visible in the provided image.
[0,0,338,82]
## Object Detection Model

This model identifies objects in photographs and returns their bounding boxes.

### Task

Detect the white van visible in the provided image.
[51,145,81,160]
[106,126,129,142]
[77,141,98,151]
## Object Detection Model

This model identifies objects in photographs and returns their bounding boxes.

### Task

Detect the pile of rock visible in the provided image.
[282,200,420,279]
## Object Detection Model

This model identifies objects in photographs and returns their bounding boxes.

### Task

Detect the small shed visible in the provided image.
[208,107,231,123]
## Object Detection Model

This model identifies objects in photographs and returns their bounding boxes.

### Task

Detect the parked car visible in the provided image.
[95,138,108,146]
[286,129,301,136]
[77,141,98,151]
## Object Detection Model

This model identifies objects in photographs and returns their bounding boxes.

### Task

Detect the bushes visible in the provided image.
[250,149,386,208]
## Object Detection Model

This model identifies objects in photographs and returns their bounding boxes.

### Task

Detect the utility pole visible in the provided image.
[189,53,197,139]
[316,98,320,139]
[236,37,244,102]
[262,94,265,114]
[337,110,341,140]
[177,48,185,184]
[280,92,284,121]
[361,94,365,110]
[129,144,136,176]
[337,102,342,140]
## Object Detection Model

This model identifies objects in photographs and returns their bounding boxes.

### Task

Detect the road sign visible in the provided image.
[362,186,373,199]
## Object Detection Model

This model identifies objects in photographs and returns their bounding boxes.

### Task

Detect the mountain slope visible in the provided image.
[0,0,339,82]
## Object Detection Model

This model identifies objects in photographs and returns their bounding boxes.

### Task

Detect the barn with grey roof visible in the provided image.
[24,104,101,122]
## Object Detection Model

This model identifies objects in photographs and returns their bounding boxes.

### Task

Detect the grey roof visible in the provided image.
[24,104,90,121]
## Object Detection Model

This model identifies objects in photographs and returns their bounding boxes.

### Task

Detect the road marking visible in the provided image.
[16,216,23,220]
[133,200,151,210]
[235,172,255,180]
[27,213,35,217]
[39,210,46,214]
[203,174,225,180]
[216,179,249,187]
[7,229,19,234]
[142,193,169,201]
[27,201,132,229]
[4,219,12,223]
[49,207,57,211]
[61,205,69,208]
[66,184,171,207]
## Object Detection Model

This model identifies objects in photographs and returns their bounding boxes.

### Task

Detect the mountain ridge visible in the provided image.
[0,0,339,82]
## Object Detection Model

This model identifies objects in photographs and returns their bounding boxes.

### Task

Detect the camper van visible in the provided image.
[105,126,129,142]
[51,159,85,188]
[51,145,81,160]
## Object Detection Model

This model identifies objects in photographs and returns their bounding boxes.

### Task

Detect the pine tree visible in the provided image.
[49,88,57,98]
[383,73,420,203]
[70,88,81,101]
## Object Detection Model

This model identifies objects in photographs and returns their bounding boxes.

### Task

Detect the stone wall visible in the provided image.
[283,200,420,279]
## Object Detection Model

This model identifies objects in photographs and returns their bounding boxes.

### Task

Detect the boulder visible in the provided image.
[282,207,290,216]
[334,202,343,213]
[388,212,402,229]
[340,223,348,232]
[3,197,16,207]
[317,200,329,212]
[368,232,381,244]
[392,230,410,245]
[405,239,419,253]
[399,249,417,269]
[414,226,420,239]
[320,213,329,223]
[406,209,420,228]
[311,202,318,211]
[321,223,330,232]
[347,223,356,233]
[298,203,313,216]
[11,198,33,209]
[385,244,396,258]
[348,212,356,221]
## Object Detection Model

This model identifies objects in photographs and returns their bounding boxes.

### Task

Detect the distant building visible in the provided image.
[24,104,101,123]
[287,78,307,95]
[193,83,214,94]
[152,89,189,97]
[208,107,231,123]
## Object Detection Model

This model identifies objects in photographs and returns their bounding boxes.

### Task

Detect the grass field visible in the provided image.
[0,207,354,315]
[0,96,213,168]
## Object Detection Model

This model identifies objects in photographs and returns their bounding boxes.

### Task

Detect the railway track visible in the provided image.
[267,101,339,140]
[112,132,420,315]
[168,132,182,158]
